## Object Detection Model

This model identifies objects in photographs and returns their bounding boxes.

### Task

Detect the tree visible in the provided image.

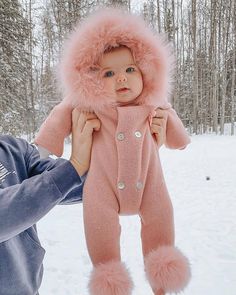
[0,0,32,136]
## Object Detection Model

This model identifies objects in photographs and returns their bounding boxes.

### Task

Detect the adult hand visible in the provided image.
[150,108,168,148]
[70,109,101,176]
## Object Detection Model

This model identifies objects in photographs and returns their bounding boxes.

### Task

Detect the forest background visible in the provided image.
[0,0,235,140]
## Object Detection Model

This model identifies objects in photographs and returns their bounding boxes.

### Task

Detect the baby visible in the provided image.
[35,9,191,295]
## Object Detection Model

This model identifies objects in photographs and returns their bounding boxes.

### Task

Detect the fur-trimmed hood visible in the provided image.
[58,8,174,111]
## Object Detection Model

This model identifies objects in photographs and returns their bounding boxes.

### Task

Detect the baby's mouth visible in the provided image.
[117,87,130,93]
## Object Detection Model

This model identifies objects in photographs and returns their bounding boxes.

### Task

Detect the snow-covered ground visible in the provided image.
[38,135,236,295]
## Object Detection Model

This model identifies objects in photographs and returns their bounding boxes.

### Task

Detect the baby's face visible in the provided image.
[98,47,143,104]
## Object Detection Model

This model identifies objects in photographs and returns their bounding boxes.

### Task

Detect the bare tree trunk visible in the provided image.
[28,0,36,140]
[230,0,236,135]
[191,0,198,133]
[209,0,218,133]
[156,0,161,32]
[220,0,230,134]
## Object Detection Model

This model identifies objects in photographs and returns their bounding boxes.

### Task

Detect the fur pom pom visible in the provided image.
[89,260,133,295]
[145,246,191,293]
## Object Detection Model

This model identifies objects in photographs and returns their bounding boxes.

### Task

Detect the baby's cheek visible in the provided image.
[104,80,114,92]
[100,81,117,100]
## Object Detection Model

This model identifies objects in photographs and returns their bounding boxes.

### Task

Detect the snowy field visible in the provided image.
[38,134,236,295]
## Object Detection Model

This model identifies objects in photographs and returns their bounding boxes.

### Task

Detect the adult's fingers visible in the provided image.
[155,108,168,120]
[82,119,101,137]
[151,124,163,135]
[73,109,98,131]
[152,117,166,128]
[154,125,165,147]
[72,109,84,133]
[72,108,80,126]
[81,111,98,120]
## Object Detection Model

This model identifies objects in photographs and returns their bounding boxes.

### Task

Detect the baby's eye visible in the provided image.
[104,71,114,77]
[126,67,135,73]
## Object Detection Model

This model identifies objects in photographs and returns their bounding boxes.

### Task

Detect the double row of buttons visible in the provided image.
[117,131,142,141]
[116,130,143,191]
[117,181,143,191]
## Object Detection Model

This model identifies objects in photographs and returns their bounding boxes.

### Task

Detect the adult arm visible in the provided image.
[0,152,82,243]
[0,110,100,242]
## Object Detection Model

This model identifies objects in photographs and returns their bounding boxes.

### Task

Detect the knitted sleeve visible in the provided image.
[35,102,73,156]
[165,108,190,149]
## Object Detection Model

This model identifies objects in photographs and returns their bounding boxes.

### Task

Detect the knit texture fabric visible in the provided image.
[35,8,191,294]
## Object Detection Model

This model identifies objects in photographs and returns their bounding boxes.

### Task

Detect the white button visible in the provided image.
[136,181,143,190]
[117,181,125,190]
[117,132,125,141]
[134,131,142,138]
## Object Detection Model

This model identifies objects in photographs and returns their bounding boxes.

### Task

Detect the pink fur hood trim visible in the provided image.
[58,8,175,111]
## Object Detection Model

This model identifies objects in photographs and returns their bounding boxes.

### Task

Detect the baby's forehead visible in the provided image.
[98,46,136,68]
[103,44,132,55]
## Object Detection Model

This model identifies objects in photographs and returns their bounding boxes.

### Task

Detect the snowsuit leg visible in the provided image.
[83,178,133,295]
[139,165,190,294]
[83,183,121,265]
[139,176,175,256]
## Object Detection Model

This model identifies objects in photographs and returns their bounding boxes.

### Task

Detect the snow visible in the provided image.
[38,134,236,295]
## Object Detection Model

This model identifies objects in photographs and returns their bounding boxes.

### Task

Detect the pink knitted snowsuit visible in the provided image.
[35,9,191,295]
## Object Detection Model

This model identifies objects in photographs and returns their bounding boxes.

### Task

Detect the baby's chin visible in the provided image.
[115,97,139,106]
[117,101,137,107]
[103,91,141,107]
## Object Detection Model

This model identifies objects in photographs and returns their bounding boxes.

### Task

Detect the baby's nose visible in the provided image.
[117,74,127,83]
